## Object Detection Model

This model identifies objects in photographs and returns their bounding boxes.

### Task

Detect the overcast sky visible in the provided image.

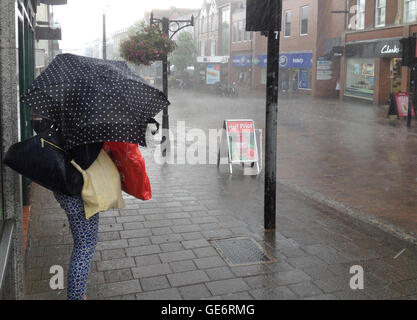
[53,0,201,55]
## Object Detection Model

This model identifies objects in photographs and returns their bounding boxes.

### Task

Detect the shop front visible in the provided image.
[256,52,313,91]
[344,38,402,103]
[232,54,252,88]
[196,56,229,87]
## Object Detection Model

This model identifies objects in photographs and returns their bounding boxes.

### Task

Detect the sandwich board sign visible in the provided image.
[217,120,260,174]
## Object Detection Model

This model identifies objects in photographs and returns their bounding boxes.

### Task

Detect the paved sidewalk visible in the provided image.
[23,147,417,300]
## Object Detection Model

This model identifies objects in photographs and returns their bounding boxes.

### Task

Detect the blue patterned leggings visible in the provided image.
[54,192,99,300]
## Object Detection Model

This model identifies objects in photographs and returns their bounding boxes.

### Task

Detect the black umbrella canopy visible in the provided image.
[21,53,170,149]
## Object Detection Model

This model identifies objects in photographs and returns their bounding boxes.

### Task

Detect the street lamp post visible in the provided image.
[150,13,194,157]
[103,13,107,60]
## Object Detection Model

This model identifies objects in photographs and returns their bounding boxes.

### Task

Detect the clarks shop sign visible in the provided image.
[346,38,402,58]
[376,40,401,57]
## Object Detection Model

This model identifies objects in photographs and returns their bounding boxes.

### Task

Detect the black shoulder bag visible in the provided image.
[3,124,83,196]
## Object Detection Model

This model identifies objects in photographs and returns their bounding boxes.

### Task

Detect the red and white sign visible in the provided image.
[395,93,415,117]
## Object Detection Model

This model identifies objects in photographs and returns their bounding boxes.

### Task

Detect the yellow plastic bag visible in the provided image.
[71,149,125,219]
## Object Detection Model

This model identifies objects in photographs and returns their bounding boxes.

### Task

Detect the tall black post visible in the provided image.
[264,31,280,231]
[161,17,170,157]
[408,65,415,127]
[103,13,107,60]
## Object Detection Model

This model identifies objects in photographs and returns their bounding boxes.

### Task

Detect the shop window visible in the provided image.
[201,39,206,56]
[284,11,291,37]
[221,6,230,56]
[210,39,216,56]
[238,21,244,42]
[300,6,308,35]
[375,0,386,27]
[298,69,312,90]
[404,0,417,23]
[345,58,375,100]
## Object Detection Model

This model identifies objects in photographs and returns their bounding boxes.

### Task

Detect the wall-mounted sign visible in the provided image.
[206,64,221,85]
[257,52,313,69]
[316,57,332,80]
[197,56,229,64]
[346,38,402,58]
[232,55,253,67]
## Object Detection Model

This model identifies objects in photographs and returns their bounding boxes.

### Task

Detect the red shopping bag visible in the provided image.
[102,142,152,200]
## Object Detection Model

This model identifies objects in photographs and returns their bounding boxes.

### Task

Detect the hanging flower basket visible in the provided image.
[120,23,176,66]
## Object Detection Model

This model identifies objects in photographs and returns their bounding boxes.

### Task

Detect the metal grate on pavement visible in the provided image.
[210,237,276,267]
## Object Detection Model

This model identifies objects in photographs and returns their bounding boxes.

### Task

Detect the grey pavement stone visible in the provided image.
[273,269,311,286]
[95,280,142,299]
[159,250,196,263]
[100,248,126,261]
[96,239,128,251]
[126,245,161,257]
[178,284,212,299]
[140,276,170,291]
[170,260,197,273]
[206,278,250,296]
[123,222,145,230]
[120,229,152,239]
[151,234,183,244]
[171,224,202,233]
[104,269,133,283]
[127,237,152,247]
[194,256,226,269]
[96,257,135,272]
[151,227,172,236]
[314,276,351,293]
[193,247,219,258]
[222,292,254,300]
[250,286,298,300]
[167,270,210,287]
[160,242,184,253]
[288,281,324,298]
[136,288,182,300]
[134,254,161,267]
[181,239,210,249]
[132,263,172,278]
[205,267,235,281]
[180,232,204,241]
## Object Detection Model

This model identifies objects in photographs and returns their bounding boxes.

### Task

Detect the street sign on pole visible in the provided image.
[246,0,282,231]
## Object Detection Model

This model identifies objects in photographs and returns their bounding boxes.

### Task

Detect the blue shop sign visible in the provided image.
[257,52,313,69]
[232,55,253,67]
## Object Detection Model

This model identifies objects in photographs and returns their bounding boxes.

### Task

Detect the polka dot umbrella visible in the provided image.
[21,53,170,150]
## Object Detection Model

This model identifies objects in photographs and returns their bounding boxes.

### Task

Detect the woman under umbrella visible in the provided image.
[22,53,170,300]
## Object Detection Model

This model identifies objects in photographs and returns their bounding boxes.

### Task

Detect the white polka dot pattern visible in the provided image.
[21,53,170,150]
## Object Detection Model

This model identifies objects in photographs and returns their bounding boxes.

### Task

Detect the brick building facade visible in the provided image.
[340,0,417,104]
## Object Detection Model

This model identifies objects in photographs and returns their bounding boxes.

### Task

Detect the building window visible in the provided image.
[238,20,244,41]
[300,6,308,35]
[201,39,206,56]
[221,6,230,56]
[210,39,216,56]
[232,22,238,42]
[405,0,417,23]
[375,0,386,26]
[357,0,366,30]
[284,11,291,37]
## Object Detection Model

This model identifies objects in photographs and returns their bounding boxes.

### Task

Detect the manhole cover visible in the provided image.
[211,237,276,267]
